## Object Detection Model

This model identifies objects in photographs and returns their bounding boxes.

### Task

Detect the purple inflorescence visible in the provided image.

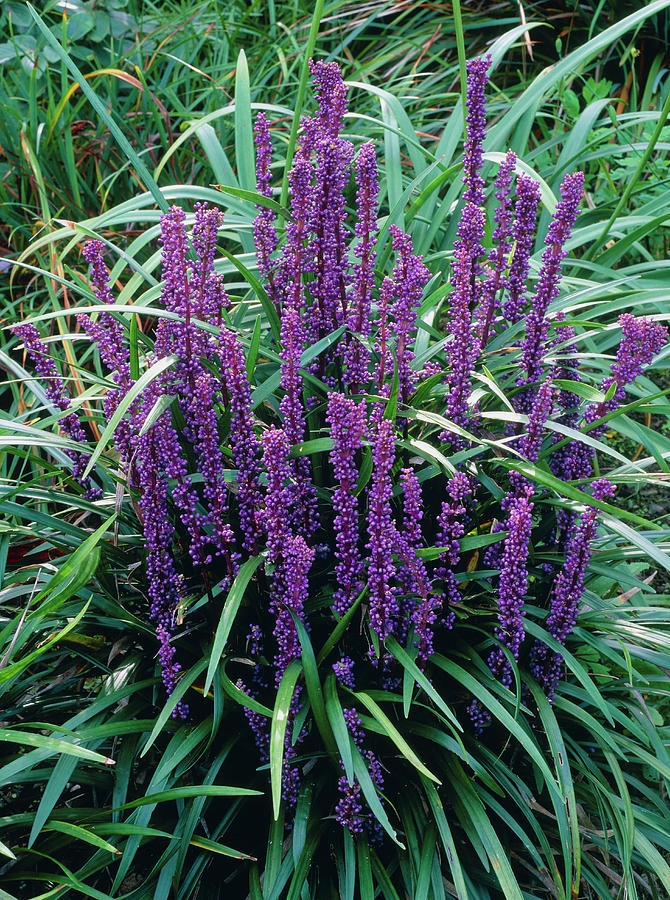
[328,393,367,616]
[261,427,315,680]
[220,327,263,553]
[191,202,228,325]
[81,240,130,375]
[387,225,431,403]
[279,304,319,538]
[443,55,491,436]
[333,656,356,689]
[519,379,554,461]
[462,55,491,205]
[488,488,534,690]
[502,175,542,324]
[191,372,238,583]
[443,202,486,433]
[253,112,280,309]
[478,150,517,349]
[590,314,668,418]
[394,467,433,658]
[274,534,315,680]
[135,402,190,718]
[304,61,354,339]
[366,411,398,640]
[519,172,584,390]
[335,775,364,833]
[374,277,394,396]
[558,314,668,485]
[335,707,384,834]
[80,240,134,461]
[344,142,379,389]
[530,479,616,698]
[436,472,473,571]
[14,322,94,490]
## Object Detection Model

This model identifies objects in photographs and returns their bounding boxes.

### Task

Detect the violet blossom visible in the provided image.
[478,149,517,349]
[502,174,542,324]
[387,225,430,403]
[519,171,584,390]
[366,410,398,640]
[530,478,616,698]
[343,141,379,389]
[327,393,366,616]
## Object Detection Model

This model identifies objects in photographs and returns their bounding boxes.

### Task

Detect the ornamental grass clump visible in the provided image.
[11,54,669,896]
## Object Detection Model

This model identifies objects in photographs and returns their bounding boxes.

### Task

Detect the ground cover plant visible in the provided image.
[2,2,670,899]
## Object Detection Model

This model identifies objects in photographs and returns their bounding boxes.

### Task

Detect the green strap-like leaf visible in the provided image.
[270,659,302,820]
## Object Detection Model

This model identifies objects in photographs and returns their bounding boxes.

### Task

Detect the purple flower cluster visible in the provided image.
[328,394,366,616]
[343,142,379,388]
[478,150,517,349]
[335,708,384,835]
[519,172,584,391]
[530,479,616,698]
[557,314,668,485]
[366,411,398,641]
[488,488,534,690]
[253,112,280,308]
[14,322,96,492]
[462,55,491,205]
[502,175,542,324]
[387,226,430,403]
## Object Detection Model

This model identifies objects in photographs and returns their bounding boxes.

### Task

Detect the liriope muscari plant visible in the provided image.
[14,56,667,861]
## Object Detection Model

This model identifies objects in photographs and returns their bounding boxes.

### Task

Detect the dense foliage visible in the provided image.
[2,3,670,899]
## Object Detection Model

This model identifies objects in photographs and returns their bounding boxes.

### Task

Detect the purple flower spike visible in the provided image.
[463,55,491,206]
[192,372,238,585]
[530,479,615,698]
[220,327,263,553]
[374,276,394,396]
[443,201,486,433]
[135,411,189,717]
[80,240,135,461]
[335,775,364,833]
[519,379,554,462]
[488,488,534,690]
[558,314,667,485]
[520,171,584,389]
[436,472,473,572]
[273,534,315,679]
[344,142,379,389]
[328,393,367,616]
[261,427,293,563]
[279,156,314,317]
[502,175,542,324]
[81,240,129,374]
[591,314,668,417]
[298,61,354,340]
[191,202,227,324]
[279,305,319,538]
[14,322,94,490]
[253,112,280,309]
[388,225,430,403]
[394,467,437,661]
[333,656,356,689]
[478,150,517,349]
[366,411,398,640]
